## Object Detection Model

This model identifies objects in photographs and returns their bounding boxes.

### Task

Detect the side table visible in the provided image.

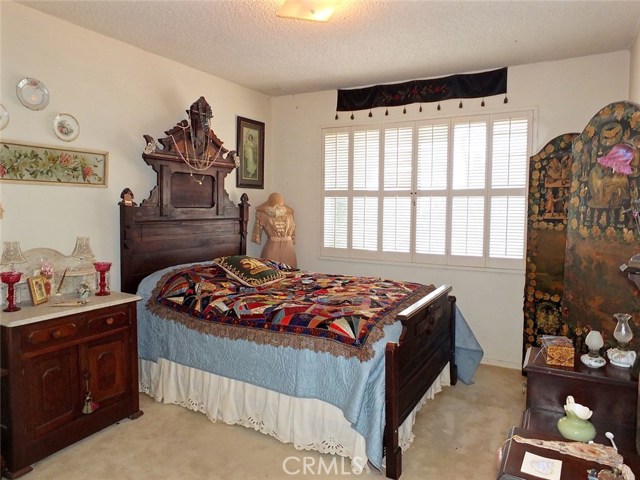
[523,346,637,451]
[497,426,640,480]
[1,292,142,478]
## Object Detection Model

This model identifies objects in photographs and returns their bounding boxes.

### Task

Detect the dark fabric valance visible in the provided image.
[336,67,507,112]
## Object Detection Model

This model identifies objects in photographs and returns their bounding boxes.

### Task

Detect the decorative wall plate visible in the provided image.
[53,113,79,141]
[0,104,8,130]
[16,77,49,110]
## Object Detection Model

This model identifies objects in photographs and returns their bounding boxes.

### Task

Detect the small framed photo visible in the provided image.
[27,275,48,306]
[236,116,265,189]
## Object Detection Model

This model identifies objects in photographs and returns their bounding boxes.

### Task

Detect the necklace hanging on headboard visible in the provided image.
[168,98,223,184]
[169,124,222,185]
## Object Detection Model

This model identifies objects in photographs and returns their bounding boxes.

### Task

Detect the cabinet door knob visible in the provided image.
[105,317,114,325]
[51,330,62,339]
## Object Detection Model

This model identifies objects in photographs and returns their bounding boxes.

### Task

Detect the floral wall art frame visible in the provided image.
[236,116,265,189]
[0,140,108,187]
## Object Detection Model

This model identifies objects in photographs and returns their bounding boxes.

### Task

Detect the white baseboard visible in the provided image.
[480,357,522,370]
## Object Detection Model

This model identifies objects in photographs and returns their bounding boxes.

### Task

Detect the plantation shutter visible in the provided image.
[382,126,413,256]
[322,131,349,253]
[353,129,379,191]
[452,120,486,190]
[451,196,485,256]
[415,196,447,255]
[324,131,349,191]
[352,197,378,251]
[489,196,526,258]
[323,197,348,249]
[450,119,487,266]
[350,129,380,257]
[488,116,529,266]
[415,122,449,258]
[321,110,530,268]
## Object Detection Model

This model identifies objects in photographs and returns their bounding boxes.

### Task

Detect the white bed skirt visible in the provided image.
[139,358,450,474]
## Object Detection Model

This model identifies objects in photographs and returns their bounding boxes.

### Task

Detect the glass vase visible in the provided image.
[93,262,111,296]
[557,410,597,442]
[1,271,22,312]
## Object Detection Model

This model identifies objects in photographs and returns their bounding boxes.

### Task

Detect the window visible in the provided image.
[321,111,532,269]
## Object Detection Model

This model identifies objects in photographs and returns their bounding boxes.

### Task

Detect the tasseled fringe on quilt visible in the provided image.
[146,268,434,362]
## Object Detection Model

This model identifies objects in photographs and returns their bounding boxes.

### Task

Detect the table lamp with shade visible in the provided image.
[60,236,97,295]
[0,241,27,312]
[70,236,95,265]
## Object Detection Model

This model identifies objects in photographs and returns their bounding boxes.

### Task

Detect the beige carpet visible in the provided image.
[6,365,524,479]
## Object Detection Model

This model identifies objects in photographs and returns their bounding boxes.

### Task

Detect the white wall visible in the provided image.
[0,2,272,284]
[630,32,640,102]
[270,51,631,368]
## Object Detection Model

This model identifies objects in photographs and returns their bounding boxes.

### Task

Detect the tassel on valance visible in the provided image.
[336,67,507,113]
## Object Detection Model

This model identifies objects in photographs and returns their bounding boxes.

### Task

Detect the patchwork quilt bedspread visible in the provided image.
[148,262,434,361]
[137,261,479,470]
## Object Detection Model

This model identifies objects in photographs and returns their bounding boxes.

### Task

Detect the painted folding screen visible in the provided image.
[523,133,577,356]
[561,101,640,350]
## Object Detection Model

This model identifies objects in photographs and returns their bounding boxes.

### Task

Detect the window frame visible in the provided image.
[321,109,533,270]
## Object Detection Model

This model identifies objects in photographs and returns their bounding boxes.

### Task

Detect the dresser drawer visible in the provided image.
[20,304,131,354]
[24,321,80,349]
[86,305,130,333]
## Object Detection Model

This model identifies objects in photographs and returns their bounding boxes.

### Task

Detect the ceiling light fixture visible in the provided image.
[277,0,341,22]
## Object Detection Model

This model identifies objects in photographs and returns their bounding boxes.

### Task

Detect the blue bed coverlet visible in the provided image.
[136,265,482,469]
[455,307,484,384]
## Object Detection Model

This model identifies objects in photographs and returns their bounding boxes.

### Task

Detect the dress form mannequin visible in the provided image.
[252,192,297,267]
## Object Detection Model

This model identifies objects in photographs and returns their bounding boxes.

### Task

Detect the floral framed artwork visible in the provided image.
[0,140,108,186]
[27,275,48,306]
[236,116,264,189]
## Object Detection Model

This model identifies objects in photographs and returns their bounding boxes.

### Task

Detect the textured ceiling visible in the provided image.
[18,0,640,96]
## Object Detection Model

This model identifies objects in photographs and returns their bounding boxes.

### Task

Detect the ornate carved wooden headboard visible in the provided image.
[119,97,249,294]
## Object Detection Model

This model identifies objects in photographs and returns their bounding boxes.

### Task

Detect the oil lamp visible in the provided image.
[607,313,636,368]
[581,330,605,368]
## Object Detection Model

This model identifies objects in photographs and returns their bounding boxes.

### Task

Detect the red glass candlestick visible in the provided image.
[1,271,23,312]
[93,262,112,296]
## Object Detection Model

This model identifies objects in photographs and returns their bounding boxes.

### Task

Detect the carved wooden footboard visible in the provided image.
[385,285,456,479]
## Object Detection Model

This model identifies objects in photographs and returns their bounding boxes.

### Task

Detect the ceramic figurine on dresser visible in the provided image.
[77,282,91,302]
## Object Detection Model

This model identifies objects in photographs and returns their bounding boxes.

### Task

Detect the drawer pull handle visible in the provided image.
[105,317,114,325]
[51,330,62,339]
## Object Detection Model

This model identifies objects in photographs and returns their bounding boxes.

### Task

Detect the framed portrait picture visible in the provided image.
[27,275,48,305]
[236,116,264,189]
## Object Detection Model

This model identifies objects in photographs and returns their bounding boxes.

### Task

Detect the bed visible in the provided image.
[120,97,459,478]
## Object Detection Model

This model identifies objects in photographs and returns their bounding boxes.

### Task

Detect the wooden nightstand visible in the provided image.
[522,346,637,453]
[0,292,143,479]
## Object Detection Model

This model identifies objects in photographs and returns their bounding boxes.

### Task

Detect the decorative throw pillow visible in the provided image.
[213,255,284,287]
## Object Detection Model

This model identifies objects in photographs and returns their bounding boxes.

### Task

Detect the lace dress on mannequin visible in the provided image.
[251,193,297,268]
